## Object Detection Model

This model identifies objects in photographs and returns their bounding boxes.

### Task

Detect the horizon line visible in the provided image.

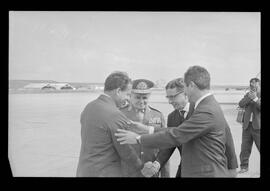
[9,79,248,87]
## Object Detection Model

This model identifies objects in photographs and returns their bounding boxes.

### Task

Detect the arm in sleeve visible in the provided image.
[160,160,170,177]
[157,148,173,177]
[224,124,238,169]
[155,114,175,171]
[155,146,175,171]
[109,114,143,170]
[141,110,214,149]
[153,126,165,133]
[159,113,170,177]
[238,94,252,108]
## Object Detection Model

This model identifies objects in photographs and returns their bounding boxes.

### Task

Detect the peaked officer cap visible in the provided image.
[132,79,155,94]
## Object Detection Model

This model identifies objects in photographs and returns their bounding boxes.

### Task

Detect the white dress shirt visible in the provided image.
[250,97,259,122]
[180,102,190,119]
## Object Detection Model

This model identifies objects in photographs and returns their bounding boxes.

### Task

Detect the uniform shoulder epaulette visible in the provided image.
[148,106,162,113]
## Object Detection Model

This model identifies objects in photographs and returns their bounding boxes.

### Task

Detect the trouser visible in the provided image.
[239,122,260,169]
[176,163,181,178]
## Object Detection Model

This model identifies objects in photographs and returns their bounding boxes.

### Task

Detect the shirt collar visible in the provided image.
[194,92,212,109]
[181,102,190,113]
[101,93,111,98]
[99,93,117,108]
[100,93,118,106]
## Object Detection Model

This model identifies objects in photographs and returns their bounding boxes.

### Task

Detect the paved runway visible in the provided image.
[8,93,260,177]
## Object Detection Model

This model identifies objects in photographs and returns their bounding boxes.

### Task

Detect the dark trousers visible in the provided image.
[239,122,260,169]
[176,164,181,178]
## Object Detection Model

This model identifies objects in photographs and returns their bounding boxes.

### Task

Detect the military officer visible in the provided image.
[120,79,170,177]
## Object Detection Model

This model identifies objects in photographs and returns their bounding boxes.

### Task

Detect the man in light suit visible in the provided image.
[115,66,238,177]
[76,71,144,177]
[238,78,260,174]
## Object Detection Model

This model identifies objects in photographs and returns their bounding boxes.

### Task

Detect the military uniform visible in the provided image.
[119,79,170,177]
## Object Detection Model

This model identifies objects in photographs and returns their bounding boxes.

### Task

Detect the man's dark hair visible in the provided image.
[184,65,210,90]
[165,78,185,92]
[249,77,260,84]
[104,71,132,91]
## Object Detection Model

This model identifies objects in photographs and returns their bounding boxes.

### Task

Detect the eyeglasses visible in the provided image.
[166,91,184,100]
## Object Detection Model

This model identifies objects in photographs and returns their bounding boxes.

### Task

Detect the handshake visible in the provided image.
[141,161,160,177]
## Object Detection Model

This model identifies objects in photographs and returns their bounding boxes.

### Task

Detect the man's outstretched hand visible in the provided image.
[115,129,139,144]
[127,120,150,134]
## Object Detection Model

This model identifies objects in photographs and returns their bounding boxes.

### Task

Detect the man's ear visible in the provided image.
[190,81,196,88]
[115,88,121,96]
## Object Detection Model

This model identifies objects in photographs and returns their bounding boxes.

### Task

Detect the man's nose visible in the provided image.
[139,98,145,102]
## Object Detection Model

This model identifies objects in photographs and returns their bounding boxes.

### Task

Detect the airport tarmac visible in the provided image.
[8,92,260,177]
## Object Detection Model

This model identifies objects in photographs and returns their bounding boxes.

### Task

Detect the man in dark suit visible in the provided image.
[238,78,260,174]
[115,66,238,177]
[152,78,194,178]
[76,71,144,177]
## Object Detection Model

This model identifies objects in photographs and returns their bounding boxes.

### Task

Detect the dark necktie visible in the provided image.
[180,110,185,118]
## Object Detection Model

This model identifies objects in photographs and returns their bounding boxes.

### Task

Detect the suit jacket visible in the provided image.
[239,93,261,130]
[140,95,238,177]
[155,103,194,177]
[120,104,170,177]
[76,95,143,177]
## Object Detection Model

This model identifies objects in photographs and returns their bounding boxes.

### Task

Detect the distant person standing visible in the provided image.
[120,79,170,177]
[238,78,261,174]
[76,71,143,177]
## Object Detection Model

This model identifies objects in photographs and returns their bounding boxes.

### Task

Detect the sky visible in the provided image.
[9,11,260,85]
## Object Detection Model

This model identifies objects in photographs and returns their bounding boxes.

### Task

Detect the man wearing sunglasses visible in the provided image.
[120,79,170,177]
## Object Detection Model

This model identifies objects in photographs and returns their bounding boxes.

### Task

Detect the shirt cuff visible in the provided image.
[153,161,161,170]
[253,97,259,102]
[148,126,155,134]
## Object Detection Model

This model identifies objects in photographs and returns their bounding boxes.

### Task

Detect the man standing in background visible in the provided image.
[238,78,261,174]
[120,79,170,177]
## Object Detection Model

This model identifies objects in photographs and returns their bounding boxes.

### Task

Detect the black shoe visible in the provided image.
[238,168,248,174]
